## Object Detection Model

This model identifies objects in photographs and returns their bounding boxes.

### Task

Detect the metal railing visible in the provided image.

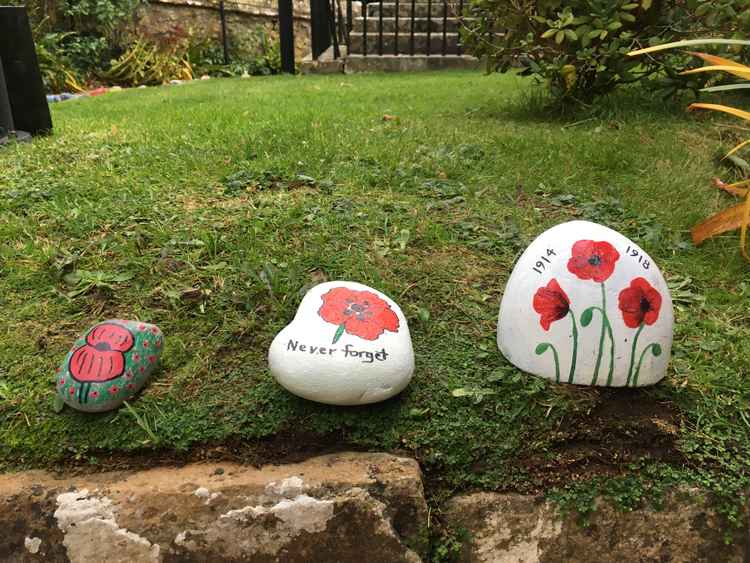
[310,0,465,60]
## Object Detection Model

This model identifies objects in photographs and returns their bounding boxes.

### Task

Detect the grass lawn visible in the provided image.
[1,71,749,527]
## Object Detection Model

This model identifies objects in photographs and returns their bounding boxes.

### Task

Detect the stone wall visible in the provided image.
[135,0,312,60]
[1,453,747,562]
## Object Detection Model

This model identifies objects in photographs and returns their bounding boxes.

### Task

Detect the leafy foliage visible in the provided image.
[12,0,141,33]
[98,37,193,86]
[630,38,750,261]
[188,27,282,78]
[461,0,749,104]
[35,32,87,93]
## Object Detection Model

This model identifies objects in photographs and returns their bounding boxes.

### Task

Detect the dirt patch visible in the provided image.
[45,430,376,478]
[511,389,683,492]
[34,391,682,498]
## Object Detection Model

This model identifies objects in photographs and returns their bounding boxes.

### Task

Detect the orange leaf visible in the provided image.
[692,200,750,245]
[724,139,750,160]
[689,103,750,122]
[713,177,750,197]
[686,51,748,69]
[680,65,750,80]
[741,194,750,262]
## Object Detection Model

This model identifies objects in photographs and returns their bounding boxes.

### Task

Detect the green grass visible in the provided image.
[1,71,748,523]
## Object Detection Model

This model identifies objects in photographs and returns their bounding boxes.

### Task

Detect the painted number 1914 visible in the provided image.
[532,249,557,274]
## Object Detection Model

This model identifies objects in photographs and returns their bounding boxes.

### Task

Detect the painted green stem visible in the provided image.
[332,323,346,344]
[536,343,561,383]
[633,343,660,386]
[626,323,645,386]
[590,283,608,385]
[605,317,615,387]
[567,310,578,384]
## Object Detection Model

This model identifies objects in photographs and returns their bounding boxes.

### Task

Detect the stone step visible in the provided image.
[0,453,430,562]
[352,16,466,33]
[366,1,463,17]
[344,54,480,73]
[349,32,462,55]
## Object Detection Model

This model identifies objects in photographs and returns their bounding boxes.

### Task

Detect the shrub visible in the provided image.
[461,0,745,104]
[16,0,142,33]
[188,27,282,78]
[98,37,193,86]
[35,32,87,93]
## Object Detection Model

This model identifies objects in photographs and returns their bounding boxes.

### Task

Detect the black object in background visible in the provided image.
[279,0,295,73]
[0,6,53,139]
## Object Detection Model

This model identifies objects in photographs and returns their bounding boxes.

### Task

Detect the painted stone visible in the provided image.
[497,220,673,387]
[55,320,164,412]
[269,281,415,405]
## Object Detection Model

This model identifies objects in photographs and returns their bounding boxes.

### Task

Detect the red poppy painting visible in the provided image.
[618,277,662,328]
[318,287,400,344]
[68,323,134,383]
[533,279,570,331]
[567,240,620,283]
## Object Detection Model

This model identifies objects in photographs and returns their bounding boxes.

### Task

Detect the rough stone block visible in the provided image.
[0,452,427,562]
[444,490,748,563]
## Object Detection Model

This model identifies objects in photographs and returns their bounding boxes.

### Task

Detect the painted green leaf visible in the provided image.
[581,308,594,327]
[651,343,663,356]
[535,343,550,355]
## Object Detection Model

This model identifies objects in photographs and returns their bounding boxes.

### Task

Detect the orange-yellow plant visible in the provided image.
[629,39,750,261]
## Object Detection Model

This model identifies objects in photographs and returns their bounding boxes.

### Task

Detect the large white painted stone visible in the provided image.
[498,220,673,387]
[269,281,415,405]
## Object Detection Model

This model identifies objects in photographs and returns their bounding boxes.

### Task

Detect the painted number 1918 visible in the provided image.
[532,249,557,274]
[625,245,650,270]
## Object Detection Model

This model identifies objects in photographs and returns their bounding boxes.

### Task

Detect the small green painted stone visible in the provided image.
[55,319,164,413]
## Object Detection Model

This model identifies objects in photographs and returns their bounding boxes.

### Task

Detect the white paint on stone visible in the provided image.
[204,495,336,558]
[498,221,673,387]
[475,503,562,563]
[54,489,160,563]
[24,536,42,554]
[269,281,415,405]
[193,487,221,505]
[54,490,115,530]
[220,494,334,533]
[265,475,305,498]
[269,495,335,533]
[220,505,267,521]
[193,487,210,499]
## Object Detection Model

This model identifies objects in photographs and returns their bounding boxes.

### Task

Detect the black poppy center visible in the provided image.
[94,342,112,352]
[343,299,374,321]
[640,296,651,313]
[588,254,602,266]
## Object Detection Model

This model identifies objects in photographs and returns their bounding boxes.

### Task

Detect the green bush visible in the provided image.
[9,0,141,91]
[188,27,281,78]
[17,0,142,33]
[35,32,87,93]
[461,0,747,104]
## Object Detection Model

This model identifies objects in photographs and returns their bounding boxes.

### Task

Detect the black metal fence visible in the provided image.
[310,0,465,60]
